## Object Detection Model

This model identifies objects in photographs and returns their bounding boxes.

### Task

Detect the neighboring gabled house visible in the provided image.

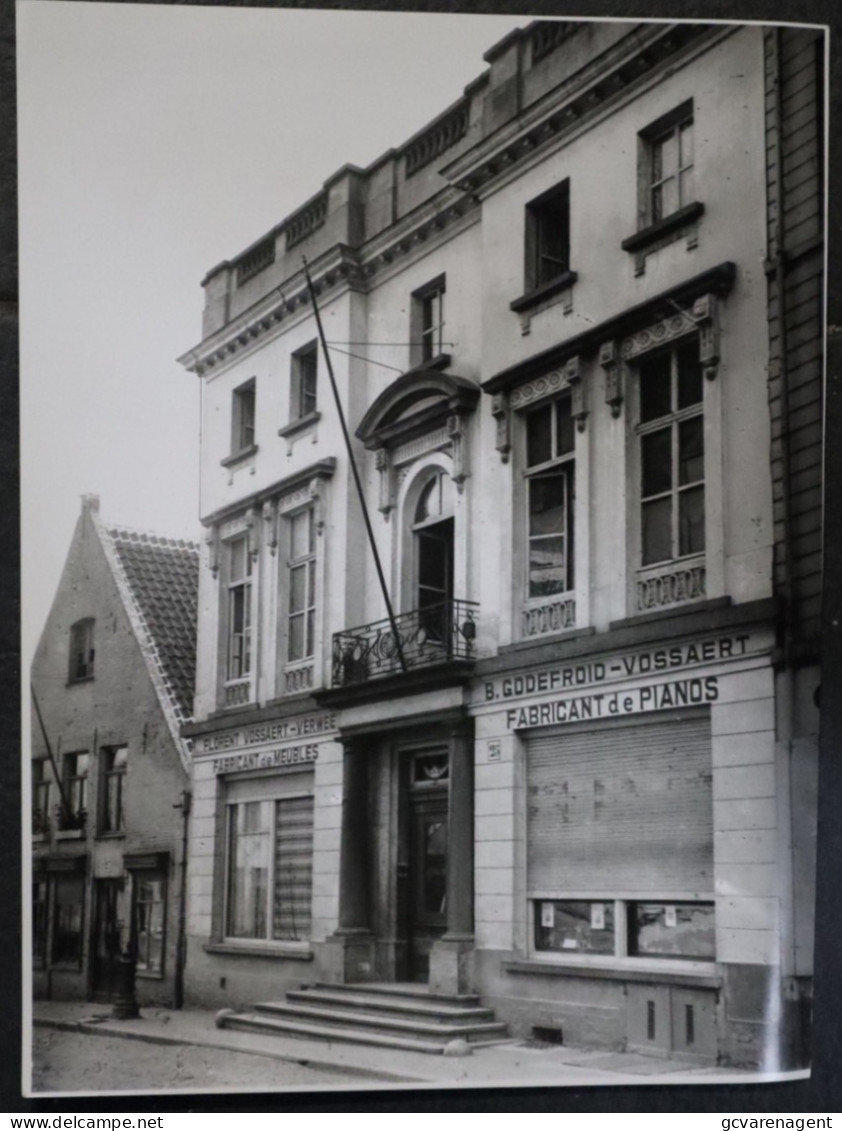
[30,495,199,1008]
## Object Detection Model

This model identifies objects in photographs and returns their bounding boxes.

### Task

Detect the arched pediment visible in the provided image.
[356,369,480,450]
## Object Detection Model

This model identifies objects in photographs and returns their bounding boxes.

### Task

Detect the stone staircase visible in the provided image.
[216,982,510,1055]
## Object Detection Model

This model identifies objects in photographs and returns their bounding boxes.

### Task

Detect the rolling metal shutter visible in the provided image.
[527,712,712,893]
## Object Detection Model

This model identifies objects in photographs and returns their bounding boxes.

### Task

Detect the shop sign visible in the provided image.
[199,712,337,755]
[481,632,759,705]
[211,742,319,775]
[503,674,720,730]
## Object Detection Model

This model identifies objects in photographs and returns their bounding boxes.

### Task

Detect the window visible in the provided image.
[627,901,715,960]
[100,745,127,834]
[231,380,256,455]
[291,343,318,421]
[638,341,705,566]
[525,396,575,598]
[133,874,166,976]
[287,509,316,663]
[525,180,571,292]
[647,110,694,223]
[52,874,84,966]
[33,760,51,835]
[226,536,252,682]
[60,752,88,829]
[527,715,714,964]
[69,618,94,682]
[534,899,715,961]
[225,794,315,942]
[33,879,48,968]
[411,276,446,367]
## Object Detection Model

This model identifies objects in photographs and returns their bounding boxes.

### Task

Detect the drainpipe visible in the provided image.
[173,789,191,1010]
[770,28,799,1061]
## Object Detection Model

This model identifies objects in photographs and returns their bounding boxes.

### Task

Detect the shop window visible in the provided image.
[231,380,256,457]
[32,759,51,835]
[638,341,705,567]
[527,715,715,964]
[291,342,318,421]
[525,180,571,292]
[99,745,127,834]
[33,879,48,968]
[525,396,575,598]
[645,107,694,224]
[287,508,316,663]
[52,874,84,966]
[535,900,614,955]
[133,873,166,976]
[226,535,253,684]
[226,794,314,942]
[627,901,715,960]
[60,752,88,830]
[411,276,447,368]
[68,618,94,682]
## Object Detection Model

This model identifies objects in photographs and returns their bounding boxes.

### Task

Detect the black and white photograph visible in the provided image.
[18,0,831,1103]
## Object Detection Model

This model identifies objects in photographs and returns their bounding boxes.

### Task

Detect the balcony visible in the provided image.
[332,599,479,688]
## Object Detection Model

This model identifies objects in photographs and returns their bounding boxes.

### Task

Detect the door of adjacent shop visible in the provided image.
[92,877,128,1001]
[402,748,449,982]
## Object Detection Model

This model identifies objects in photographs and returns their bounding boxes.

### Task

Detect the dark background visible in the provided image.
[3,0,840,1114]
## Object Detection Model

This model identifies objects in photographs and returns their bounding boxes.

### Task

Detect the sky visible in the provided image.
[17,1,530,665]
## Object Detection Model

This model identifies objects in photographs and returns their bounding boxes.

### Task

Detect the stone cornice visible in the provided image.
[440,23,723,197]
[201,458,337,529]
[482,261,736,395]
[179,187,480,377]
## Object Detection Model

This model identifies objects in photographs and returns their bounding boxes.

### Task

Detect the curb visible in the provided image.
[32,1017,423,1086]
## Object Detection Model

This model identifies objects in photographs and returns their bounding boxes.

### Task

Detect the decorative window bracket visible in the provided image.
[492,393,511,463]
[600,340,624,418]
[376,448,394,518]
[447,414,468,492]
[263,499,279,556]
[566,356,587,433]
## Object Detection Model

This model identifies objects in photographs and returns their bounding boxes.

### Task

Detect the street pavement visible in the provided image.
[28,999,782,1098]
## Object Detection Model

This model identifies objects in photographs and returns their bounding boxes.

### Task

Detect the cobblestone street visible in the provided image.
[31,1028,359,1095]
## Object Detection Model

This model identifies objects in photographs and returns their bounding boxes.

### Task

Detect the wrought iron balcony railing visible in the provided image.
[332,599,479,687]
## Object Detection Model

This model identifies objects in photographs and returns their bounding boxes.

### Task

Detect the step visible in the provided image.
[286,987,496,1023]
[251,1000,508,1043]
[220,1011,466,1055]
[311,981,483,1005]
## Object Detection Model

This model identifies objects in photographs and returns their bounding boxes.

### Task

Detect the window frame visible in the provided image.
[51,873,85,968]
[637,341,706,569]
[225,534,253,687]
[523,394,576,602]
[99,745,127,836]
[525,178,571,294]
[132,870,167,979]
[68,618,95,683]
[410,275,448,369]
[529,896,716,969]
[286,507,317,665]
[230,379,257,458]
[60,751,89,830]
[32,759,51,836]
[291,342,319,422]
[223,785,315,947]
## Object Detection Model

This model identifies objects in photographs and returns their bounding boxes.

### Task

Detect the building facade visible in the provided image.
[30,496,198,1008]
[178,20,823,1068]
